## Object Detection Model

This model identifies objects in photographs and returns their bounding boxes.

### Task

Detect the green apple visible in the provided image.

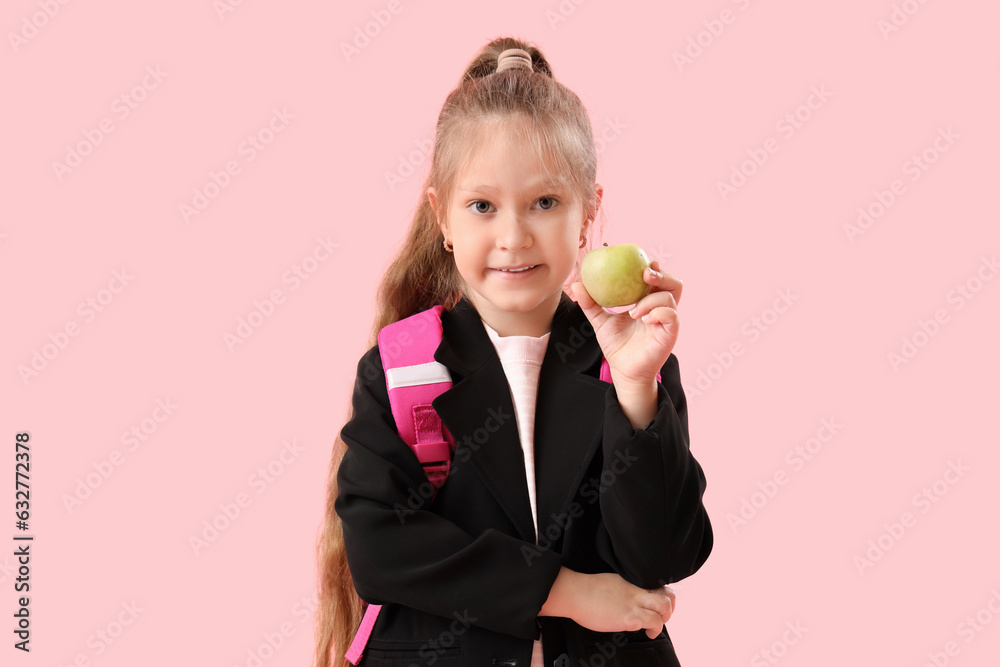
[580,243,651,308]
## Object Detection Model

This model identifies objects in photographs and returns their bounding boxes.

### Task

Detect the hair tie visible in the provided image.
[496,48,533,74]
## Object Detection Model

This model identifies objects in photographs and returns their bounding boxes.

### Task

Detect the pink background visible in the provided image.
[3,1,999,665]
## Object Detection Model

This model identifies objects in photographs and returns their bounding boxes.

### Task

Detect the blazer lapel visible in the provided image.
[431,292,609,545]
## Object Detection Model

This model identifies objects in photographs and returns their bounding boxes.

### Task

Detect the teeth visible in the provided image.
[499,266,535,273]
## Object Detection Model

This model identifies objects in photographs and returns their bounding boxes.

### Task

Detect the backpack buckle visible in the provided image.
[412,405,454,490]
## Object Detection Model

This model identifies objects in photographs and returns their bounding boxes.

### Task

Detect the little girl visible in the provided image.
[315,37,713,667]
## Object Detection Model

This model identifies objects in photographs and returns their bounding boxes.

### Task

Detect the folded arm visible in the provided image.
[593,353,714,589]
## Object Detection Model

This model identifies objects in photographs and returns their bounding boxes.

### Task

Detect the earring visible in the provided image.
[443,239,454,252]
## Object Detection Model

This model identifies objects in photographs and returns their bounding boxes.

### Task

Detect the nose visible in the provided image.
[495,210,532,251]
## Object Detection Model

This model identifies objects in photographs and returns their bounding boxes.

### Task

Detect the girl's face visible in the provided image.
[428,122,602,337]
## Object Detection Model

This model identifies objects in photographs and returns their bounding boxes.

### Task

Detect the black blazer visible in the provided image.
[336,291,713,667]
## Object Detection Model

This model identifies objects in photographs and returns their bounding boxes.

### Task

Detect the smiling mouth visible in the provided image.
[494,265,540,273]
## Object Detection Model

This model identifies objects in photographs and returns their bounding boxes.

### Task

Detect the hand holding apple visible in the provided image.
[571,249,683,393]
[580,243,651,308]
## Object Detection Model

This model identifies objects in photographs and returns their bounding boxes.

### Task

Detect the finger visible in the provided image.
[637,306,680,336]
[644,265,682,306]
[630,291,677,320]
[625,602,665,636]
[571,281,612,328]
[644,589,675,623]
[648,584,675,605]
[639,608,665,639]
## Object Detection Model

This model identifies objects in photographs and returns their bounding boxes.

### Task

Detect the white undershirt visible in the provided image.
[482,319,550,667]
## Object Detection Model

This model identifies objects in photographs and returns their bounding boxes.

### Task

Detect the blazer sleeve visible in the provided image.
[334,345,567,641]
[594,352,714,589]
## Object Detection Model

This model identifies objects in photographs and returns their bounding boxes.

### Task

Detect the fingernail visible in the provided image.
[629,307,637,317]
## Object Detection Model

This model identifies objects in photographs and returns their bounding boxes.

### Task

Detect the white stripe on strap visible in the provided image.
[385,361,451,390]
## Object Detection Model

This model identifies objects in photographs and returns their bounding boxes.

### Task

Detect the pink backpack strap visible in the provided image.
[599,357,662,385]
[346,305,455,665]
[377,304,456,491]
[345,604,380,665]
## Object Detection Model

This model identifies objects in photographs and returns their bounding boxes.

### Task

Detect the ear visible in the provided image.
[427,187,447,236]
[582,183,604,236]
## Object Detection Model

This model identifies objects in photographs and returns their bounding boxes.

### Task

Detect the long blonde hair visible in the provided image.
[313,35,606,667]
